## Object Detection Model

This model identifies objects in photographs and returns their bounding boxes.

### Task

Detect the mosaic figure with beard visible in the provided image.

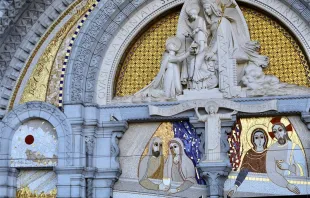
[266,123,307,194]
[138,137,164,190]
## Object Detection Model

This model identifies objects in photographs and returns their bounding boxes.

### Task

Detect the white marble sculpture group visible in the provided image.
[124,0,309,103]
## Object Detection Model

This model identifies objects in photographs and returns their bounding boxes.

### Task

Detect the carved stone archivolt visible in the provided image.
[0,0,77,117]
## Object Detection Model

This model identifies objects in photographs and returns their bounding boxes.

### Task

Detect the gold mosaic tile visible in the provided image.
[241,7,310,87]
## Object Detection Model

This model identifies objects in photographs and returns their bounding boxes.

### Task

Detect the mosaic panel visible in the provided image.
[227,116,309,196]
[138,121,204,194]
[11,120,58,167]
[17,170,57,198]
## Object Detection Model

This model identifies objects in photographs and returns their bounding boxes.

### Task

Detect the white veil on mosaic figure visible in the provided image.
[1,0,310,197]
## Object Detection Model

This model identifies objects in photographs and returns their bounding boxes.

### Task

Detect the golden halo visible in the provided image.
[267,117,293,139]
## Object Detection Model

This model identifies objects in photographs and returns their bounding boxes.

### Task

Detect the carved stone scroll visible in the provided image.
[149,99,277,116]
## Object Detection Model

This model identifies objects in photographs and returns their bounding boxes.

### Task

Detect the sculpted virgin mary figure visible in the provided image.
[125,0,309,103]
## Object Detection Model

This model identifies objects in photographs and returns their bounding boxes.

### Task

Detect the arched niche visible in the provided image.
[10,119,58,168]
[0,102,72,167]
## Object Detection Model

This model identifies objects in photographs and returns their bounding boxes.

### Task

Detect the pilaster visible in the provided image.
[0,168,18,198]
[54,166,85,198]
[93,121,128,198]
[198,117,236,198]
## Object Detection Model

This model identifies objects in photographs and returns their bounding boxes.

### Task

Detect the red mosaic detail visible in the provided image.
[25,135,34,145]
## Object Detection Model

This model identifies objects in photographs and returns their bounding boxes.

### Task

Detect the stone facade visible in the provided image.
[0,0,309,197]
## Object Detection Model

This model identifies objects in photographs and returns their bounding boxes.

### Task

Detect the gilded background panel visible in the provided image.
[115,6,310,97]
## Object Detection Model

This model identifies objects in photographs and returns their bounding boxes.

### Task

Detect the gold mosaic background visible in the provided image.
[242,7,310,87]
[115,6,310,97]
[140,122,174,162]
[17,187,56,198]
[115,11,180,96]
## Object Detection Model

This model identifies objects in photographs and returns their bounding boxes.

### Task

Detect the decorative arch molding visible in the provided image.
[64,0,310,107]
[240,0,310,57]
[284,0,310,23]
[0,101,73,167]
[0,0,76,118]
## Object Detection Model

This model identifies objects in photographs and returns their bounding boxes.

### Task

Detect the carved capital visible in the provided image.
[301,112,310,130]
[95,168,122,187]
[198,162,231,198]
[99,121,128,136]
[85,135,95,155]
[204,171,228,198]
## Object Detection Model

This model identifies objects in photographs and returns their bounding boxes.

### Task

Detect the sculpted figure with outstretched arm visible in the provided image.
[195,102,237,161]
[152,36,195,99]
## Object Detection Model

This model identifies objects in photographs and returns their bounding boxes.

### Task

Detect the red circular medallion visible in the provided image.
[25,135,34,145]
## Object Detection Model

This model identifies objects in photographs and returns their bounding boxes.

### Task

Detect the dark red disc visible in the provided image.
[25,135,34,145]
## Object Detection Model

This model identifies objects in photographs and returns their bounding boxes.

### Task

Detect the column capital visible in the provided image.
[99,121,128,132]
[95,168,122,179]
[221,115,237,128]
[189,117,205,128]
[301,112,310,129]
[198,162,231,198]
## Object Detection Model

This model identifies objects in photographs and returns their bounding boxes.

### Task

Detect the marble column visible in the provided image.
[92,121,128,198]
